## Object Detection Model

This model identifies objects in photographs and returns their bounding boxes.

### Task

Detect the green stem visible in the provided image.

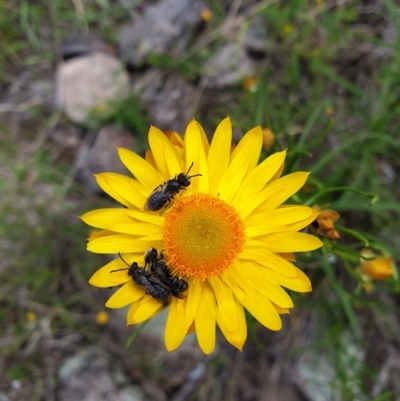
[304,186,378,206]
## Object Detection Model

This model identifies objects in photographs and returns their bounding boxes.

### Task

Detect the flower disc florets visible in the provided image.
[163,193,245,279]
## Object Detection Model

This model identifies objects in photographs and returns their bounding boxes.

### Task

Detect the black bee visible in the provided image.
[110,254,171,305]
[162,269,189,299]
[144,162,202,212]
[144,248,189,299]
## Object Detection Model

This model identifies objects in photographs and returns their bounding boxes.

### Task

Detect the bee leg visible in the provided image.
[159,197,174,215]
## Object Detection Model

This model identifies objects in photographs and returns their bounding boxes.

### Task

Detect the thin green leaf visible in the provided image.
[127,321,149,347]
[311,60,364,97]
[335,226,370,247]
[321,244,362,341]
[304,186,378,206]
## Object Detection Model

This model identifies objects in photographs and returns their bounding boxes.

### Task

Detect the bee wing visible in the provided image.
[144,184,168,211]
[148,275,171,291]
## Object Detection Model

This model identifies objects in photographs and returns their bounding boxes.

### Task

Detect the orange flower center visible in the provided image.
[163,194,245,279]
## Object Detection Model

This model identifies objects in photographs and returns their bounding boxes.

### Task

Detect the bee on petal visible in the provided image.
[144,162,201,212]
[144,247,189,299]
[111,254,171,305]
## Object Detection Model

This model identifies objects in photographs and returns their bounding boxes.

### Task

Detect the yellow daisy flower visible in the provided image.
[81,117,322,354]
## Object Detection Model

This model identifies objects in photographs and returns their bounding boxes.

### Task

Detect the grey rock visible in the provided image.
[119,386,145,401]
[50,124,83,153]
[62,33,116,60]
[119,0,206,67]
[55,52,130,123]
[141,380,168,401]
[133,71,196,133]
[74,125,136,193]
[204,43,255,88]
[295,331,366,401]
[0,392,9,401]
[148,75,196,133]
[133,70,164,104]
[58,347,144,401]
[0,64,54,117]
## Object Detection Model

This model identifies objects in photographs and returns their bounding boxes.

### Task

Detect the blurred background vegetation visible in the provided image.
[0,0,399,400]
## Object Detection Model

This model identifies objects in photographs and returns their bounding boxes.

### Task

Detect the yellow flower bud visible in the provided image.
[95,311,109,326]
[201,9,212,21]
[262,128,275,150]
[282,24,294,35]
[26,312,37,322]
[325,106,334,116]
[243,76,258,92]
[360,255,393,281]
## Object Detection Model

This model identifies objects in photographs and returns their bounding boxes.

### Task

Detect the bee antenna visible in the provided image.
[185,162,194,176]
[185,162,202,179]
[188,173,202,179]
[118,252,130,267]
[110,268,129,273]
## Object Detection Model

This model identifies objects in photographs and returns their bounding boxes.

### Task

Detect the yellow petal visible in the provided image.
[81,208,134,229]
[123,209,164,226]
[238,261,294,308]
[97,173,149,210]
[184,120,209,193]
[230,126,263,173]
[240,293,282,331]
[136,234,164,242]
[218,147,250,202]
[87,234,162,254]
[126,300,141,323]
[105,281,145,308]
[196,120,210,155]
[195,281,216,354]
[240,245,297,277]
[251,172,310,212]
[207,117,232,195]
[168,131,184,147]
[165,297,187,351]
[216,298,247,351]
[271,159,285,181]
[127,295,165,324]
[145,149,156,168]
[279,252,296,262]
[220,270,245,301]
[263,266,312,292]
[186,321,195,334]
[174,145,183,159]
[95,173,136,208]
[105,222,161,236]
[148,126,184,178]
[261,232,323,252]
[88,229,115,240]
[118,147,164,191]
[208,276,237,332]
[89,254,142,287]
[237,172,310,219]
[227,264,261,304]
[245,206,315,236]
[285,208,319,231]
[245,225,290,237]
[272,303,289,314]
[184,277,202,329]
[232,150,286,206]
